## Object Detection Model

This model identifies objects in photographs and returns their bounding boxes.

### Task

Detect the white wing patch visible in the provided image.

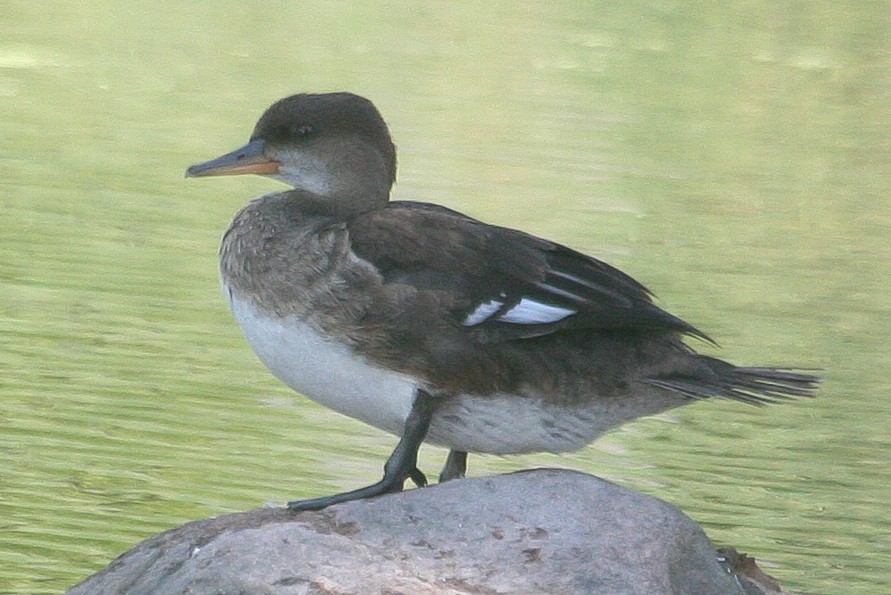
[462,299,505,326]
[498,298,575,325]
[464,294,576,327]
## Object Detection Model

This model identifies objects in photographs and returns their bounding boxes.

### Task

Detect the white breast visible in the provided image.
[228,294,418,437]
[227,293,630,456]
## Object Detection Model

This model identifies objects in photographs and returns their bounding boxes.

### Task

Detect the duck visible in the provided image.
[186,92,819,511]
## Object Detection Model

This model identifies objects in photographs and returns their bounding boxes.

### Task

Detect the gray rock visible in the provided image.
[67,469,754,595]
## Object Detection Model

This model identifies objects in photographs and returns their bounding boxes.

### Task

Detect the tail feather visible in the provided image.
[646,356,821,406]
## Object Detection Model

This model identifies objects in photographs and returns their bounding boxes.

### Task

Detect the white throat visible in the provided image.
[270,157,334,197]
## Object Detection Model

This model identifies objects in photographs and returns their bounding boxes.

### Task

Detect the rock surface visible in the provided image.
[68,469,773,595]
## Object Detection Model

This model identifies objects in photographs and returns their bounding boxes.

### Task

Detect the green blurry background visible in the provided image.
[2,2,888,593]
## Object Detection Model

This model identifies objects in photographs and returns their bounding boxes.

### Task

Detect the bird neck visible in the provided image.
[269,136,395,218]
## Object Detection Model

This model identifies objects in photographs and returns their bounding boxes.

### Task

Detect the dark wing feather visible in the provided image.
[349,202,709,344]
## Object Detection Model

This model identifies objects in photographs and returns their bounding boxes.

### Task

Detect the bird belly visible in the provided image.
[228,294,418,436]
[426,394,615,455]
[227,294,623,455]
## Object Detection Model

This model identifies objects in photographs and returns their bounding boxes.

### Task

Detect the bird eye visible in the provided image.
[295,125,313,137]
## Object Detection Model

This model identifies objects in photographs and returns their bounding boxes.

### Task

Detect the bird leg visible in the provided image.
[439,450,468,483]
[408,467,428,488]
[288,388,437,511]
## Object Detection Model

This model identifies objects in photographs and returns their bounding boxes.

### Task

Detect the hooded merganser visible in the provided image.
[186,92,819,511]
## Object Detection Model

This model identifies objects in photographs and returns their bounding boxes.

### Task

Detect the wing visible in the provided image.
[349,201,709,344]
